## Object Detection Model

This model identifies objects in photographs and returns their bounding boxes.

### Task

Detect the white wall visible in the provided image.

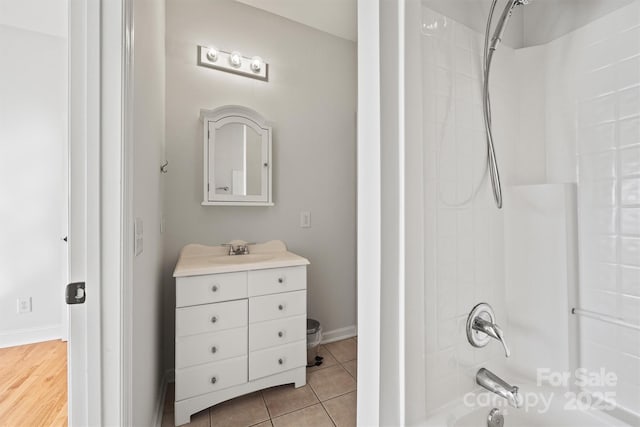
[0,16,67,347]
[164,0,357,368]
[131,0,166,425]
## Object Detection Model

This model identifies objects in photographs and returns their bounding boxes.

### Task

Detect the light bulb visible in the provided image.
[250,56,263,72]
[229,51,242,68]
[206,47,219,62]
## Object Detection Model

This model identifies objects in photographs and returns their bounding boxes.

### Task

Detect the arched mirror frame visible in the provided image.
[200,105,273,206]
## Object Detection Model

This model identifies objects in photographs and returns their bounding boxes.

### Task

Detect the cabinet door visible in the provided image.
[249,315,306,352]
[176,299,247,337]
[176,271,247,308]
[175,356,247,401]
[249,341,306,381]
[249,290,306,323]
[248,266,306,297]
[176,327,247,368]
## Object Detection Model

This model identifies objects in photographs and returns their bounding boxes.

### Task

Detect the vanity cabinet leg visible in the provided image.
[294,366,307,388]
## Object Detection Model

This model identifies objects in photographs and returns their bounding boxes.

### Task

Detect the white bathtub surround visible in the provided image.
[513,2,640,420]
[504,184,579,380]
[424,382,627,427]
[417,0,640,424]
[420,5,513,415]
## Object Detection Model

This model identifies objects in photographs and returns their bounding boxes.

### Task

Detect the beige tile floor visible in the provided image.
[163,337,357,427]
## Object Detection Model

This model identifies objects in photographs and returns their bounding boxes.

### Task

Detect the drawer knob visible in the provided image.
[211,376,217,384]
[278,304,284,311]
[211,316,218,323]
[278,358,284,365]
[278,277,284,284]
[278,331,284,338]
[211,346,217,354]
[211,284,219,292]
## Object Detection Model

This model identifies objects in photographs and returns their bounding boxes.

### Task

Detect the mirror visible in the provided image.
[200,106,273,206]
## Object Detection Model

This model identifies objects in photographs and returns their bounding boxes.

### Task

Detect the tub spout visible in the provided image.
[477,368,523,408]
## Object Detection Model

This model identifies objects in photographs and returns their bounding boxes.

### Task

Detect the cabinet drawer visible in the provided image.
[175,356,247,401]
[249,315,306,352]
[249,290,306,323]
[176,272,247,308]
[249,341,306,381]
[176,327,247,369]
[176,299,247,337]
[248,266,306,297]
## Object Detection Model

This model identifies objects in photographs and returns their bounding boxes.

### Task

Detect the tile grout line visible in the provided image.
[265,390,319,420]
[319,399,338,427]
[307,374,337,425]
[260,390,273,421]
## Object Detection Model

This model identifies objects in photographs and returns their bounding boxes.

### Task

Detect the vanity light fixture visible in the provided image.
[250,56,263,72]
[197,45,268,81]
[229,51,243,68]
[206,47,219,62]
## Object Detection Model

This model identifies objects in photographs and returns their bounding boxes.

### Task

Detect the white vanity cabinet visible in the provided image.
[173,252,309,426]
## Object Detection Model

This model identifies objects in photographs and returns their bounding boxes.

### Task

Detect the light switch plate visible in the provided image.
[300,211,311,228]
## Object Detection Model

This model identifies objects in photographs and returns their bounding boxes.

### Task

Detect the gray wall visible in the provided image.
[164,0,357,368]
[131,0,165,425]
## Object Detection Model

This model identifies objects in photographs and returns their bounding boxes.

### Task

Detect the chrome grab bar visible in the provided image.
[571,307,640,332]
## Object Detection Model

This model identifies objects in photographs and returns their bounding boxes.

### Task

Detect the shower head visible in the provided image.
[489,0,528,51]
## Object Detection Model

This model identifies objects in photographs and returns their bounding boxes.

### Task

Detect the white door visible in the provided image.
[67,0,127,425]
[67,0,93,424]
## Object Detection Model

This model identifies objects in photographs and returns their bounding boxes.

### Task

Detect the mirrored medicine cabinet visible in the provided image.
[200,105,273,206]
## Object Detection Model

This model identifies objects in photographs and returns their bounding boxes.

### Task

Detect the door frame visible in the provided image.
[68,0,132,424]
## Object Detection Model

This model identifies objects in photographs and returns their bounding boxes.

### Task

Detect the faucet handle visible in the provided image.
[491,322,510,358]
[467,303,511,358]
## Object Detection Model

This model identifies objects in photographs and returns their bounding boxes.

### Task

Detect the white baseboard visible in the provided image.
[153,370,173,427]
[0,325,62,348]
[320,325,357,344]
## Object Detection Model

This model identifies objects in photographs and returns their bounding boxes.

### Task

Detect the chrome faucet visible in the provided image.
[224,242,252,255]
[466,303,510,358]
[477,368,522,408]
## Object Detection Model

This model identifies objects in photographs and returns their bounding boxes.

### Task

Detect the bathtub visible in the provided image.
[424,384,629,427]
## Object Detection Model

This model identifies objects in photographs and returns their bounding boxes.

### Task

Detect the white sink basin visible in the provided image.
[207,254,276,265]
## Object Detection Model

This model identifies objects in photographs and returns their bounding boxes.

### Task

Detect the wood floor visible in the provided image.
[0,340,67,427]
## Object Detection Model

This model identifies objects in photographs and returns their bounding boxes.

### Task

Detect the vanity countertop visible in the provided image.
[173,240,310,277]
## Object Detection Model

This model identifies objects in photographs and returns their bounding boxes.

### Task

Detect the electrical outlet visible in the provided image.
[17,297,32,314]
[300,211,311,228]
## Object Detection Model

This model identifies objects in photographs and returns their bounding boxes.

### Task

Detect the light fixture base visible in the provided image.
[197,46,268,82]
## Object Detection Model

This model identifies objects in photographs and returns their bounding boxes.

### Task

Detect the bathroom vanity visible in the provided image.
[172,241,309,426]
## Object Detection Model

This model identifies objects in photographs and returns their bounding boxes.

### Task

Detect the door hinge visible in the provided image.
[66,282,86,305]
